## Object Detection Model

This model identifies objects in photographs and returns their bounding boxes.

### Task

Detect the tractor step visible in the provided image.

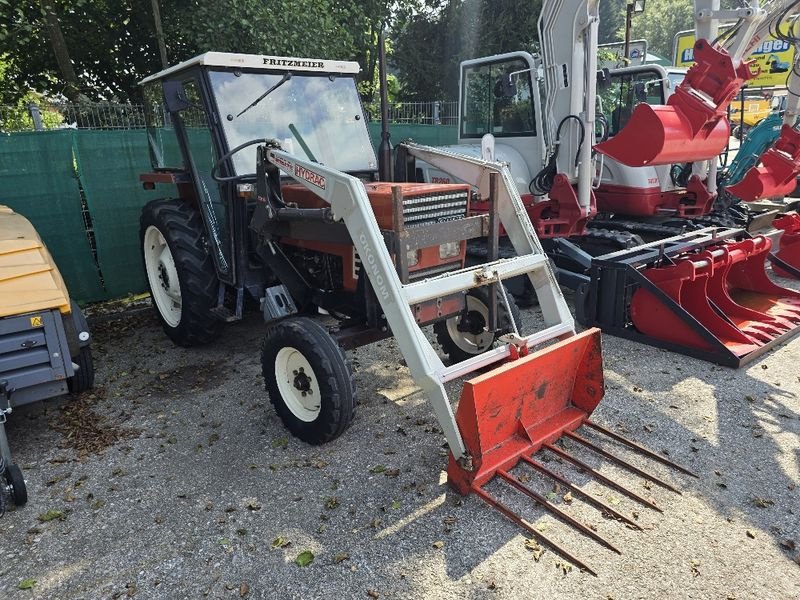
[578,227,800,367]
[447,330,696,575]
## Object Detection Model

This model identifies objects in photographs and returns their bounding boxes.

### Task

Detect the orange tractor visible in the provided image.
[137,50,694,572]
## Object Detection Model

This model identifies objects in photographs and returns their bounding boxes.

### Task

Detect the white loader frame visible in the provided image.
[265,143,577,465]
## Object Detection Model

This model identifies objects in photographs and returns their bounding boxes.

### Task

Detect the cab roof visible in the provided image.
[139,51,361,85]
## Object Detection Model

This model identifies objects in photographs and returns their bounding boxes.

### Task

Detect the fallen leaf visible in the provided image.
[384,469,400,478]
[524,538,544,561]
[239,582,249,597]
[333,552,350,564]
[272,437,289,449]
[779,539,796,551]
[752,497,775,508]
[37,509,65,523]
[271,537,291,549]
[535,522,550,533]
[367,590,379,599]
[746,530,756,539]
[390,500,401,510]
[370,465,386,474]
[554,560,572,575]
[690,559,701,577]
[295,550,315,567]
[432,541,444,549]
[563,492,573,504]
[18,579,36,590]
[219,538,231,546]
[369,518,382,529]
[324,496,339,510]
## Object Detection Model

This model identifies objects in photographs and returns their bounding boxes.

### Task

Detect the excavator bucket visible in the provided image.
[580,228,800,367]
[726,125,800,201]
[447,329,696,575]
[772,212,800,278]
[595,41,751,167]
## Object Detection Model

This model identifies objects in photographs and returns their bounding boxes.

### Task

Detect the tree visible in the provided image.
[391,0,541,101]
[627,0,694,59]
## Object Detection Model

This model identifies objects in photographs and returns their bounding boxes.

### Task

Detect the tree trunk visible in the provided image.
[39,0,85,102]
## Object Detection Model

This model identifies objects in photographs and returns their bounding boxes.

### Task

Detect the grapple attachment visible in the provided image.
[580,228,800,367]
[447,329,604,495]
[726,125,800,201]
[595,41,751,167]
[772,212,800,278]
[448,329,696,574]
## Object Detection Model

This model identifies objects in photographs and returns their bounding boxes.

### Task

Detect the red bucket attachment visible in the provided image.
[448,329,697,574]
[447,329,604,495]
[773,213,800,278]
[726,125,800,201]
[630,236,800,359]
[595,41,751,167]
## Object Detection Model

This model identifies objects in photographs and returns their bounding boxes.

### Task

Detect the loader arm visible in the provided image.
[262,146,580,463]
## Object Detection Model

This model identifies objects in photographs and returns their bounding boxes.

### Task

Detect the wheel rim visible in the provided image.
[143,225,182,328]
[445,295,495,355]
[275,346,322,422]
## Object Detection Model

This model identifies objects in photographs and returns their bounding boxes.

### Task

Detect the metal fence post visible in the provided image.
[433,101,441,125]
[28,103,44,131]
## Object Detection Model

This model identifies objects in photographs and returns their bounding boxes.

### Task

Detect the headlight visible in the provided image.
[439,241,460,259]
[407,250,420,266]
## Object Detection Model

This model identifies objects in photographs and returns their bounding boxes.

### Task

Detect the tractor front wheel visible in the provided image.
[261,317,356,445]
[141,199,221,347]
[434,287,521,364]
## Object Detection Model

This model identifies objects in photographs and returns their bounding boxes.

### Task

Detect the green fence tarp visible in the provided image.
[73,129,159,298]
[0,130,105,302]
[0,124,457,304]
[367,123,458,149]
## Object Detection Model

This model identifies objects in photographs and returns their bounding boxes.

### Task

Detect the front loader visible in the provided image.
[137,52,693,573]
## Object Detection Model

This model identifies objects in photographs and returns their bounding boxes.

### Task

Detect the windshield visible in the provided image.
[208,70,377,175]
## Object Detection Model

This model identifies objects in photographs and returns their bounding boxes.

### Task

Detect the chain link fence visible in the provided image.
[1,100,459,132]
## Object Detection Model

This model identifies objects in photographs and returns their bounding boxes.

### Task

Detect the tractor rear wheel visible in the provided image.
[141,199,221,347]
[434,286,521,364]
[261,317,356,445]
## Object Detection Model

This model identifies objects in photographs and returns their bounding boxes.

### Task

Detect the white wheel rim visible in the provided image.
[275,346,321,422]
[445,295,495,355]
[143,225,182,328]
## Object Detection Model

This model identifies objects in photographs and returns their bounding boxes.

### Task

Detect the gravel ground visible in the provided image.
[0,287,799,600]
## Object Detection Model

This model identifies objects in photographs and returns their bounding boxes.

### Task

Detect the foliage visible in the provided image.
[627,0,694,59]
[391,0,541,101]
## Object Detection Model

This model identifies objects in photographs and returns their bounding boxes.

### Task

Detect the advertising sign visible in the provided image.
[674,29,794,88]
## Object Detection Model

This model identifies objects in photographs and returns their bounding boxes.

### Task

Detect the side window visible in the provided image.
[143,82,183,170]
[601,70,666,137]
[461,59,536,138]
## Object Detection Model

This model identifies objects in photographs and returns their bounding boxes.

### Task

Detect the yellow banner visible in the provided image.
[674,30,794,88]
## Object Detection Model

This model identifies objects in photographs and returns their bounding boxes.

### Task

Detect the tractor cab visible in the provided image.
[140,53,379,289]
